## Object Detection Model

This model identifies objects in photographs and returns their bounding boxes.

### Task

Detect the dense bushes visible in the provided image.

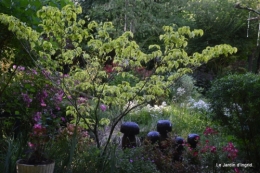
[207,73,260,169]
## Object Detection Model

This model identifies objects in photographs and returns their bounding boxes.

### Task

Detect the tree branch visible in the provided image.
[234,2,260,16]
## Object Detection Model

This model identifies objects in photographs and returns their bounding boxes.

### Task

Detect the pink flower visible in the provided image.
[100,104,107,112]
[33,124,42,130]
[41,102,47,107]
[223,142,238,161]
[28,142,35,149]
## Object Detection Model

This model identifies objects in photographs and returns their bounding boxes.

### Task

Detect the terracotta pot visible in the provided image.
[16,159,55,173]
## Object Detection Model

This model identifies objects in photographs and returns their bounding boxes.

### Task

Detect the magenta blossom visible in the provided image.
[100,104,107,112]
[223,142,238,161]
[28,142,35,149]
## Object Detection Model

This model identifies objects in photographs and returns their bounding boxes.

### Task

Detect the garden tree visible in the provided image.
[0,0,73,98]
[0,0,72,73]
[77,0,258,93]
[0,4,237,158]
[76,0,193,52]
[235,1,260,73]
[184,0,258,91]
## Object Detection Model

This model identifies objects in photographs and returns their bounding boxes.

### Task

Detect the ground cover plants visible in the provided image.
[0,1,257,173]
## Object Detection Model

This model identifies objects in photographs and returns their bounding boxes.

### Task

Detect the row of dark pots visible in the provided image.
[120,120,200,161]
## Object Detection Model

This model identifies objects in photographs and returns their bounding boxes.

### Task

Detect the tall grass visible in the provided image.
[166,104,211,138]
[124,103,211,140]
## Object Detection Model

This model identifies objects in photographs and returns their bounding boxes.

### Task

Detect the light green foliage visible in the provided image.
[0,4,237,150]
[0,0,73,67]
[0,15,39,44]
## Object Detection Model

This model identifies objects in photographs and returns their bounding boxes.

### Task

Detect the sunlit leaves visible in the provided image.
[0,14,40,42]
[0,3,239,146]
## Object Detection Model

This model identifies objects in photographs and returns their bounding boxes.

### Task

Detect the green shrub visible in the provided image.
[207,73,260,170]
[168,74,202,104]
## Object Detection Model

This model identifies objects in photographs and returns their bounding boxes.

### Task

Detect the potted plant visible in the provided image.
[5,66,66,173]
[16,122,55,173]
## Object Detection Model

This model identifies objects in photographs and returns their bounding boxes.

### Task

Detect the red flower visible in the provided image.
[203,127,218,136]
[210,146,217,153]
[193,151,198,157]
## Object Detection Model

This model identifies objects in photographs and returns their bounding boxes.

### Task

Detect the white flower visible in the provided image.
[224,103,242,117]
[176,87,186,96]
[189,98,210,112]
[161,101,167,107]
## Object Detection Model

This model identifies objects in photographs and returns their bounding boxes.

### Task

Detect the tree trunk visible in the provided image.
[248,48,257,72]
[255,46,260,73]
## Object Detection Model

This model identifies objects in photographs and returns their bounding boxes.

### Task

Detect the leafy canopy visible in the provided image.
[0,4,237,148]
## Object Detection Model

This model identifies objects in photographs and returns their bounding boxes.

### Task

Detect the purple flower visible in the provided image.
[18,66,25,71]
[100,104,107,112]
[129,159,133,163]
[21,93,32,107]
[42,90,48,98]
[13,65,25,71]
[61,117,65,122]
[31,69,37,75]
[33,112,42,122]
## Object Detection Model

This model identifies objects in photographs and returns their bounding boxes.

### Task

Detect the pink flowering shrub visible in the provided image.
[223,142,238,161]
[2,66,68,164]
[181,126,240,172]
[58,123,94,146]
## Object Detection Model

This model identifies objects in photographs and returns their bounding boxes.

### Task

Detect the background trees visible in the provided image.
[75,0,259,91]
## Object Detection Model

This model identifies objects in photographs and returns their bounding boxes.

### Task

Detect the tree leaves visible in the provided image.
[0,4,239,148]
